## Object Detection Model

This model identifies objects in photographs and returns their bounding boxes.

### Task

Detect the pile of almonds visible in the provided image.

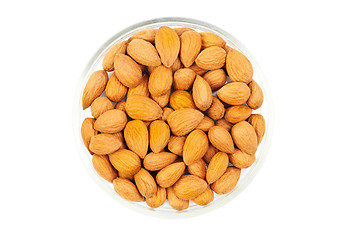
[81,26,265,210]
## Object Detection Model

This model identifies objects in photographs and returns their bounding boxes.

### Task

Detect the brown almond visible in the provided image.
[111,132,126,150]
[134,168,157,198]
[118,171,134,181]
[168,136,186,156]
[151,90,170,108]
[188,62,208,76]
[208,126,235,154]
[180,30,202,67]
[128,29,157,43]
[205,97,225,120]
[225,105,252,124]
[127,39,161,67]
[215,119,233,132]
[115,101,126,112]
[211,167,241,195]
[113,178,144,202]
[192,186,214,206]
[126,95,163,121]
[174,27,194,36]
[170,57,183,72]
[90,97,114,119]
[200,32,226,48]
[203,69,227,90]
[114,54,142,88]
[217,82,250,105]
[192,75,213,111]
[173,175,207,200]
[105,74,127,102]
[89,134,122,155]
[82,70,108,109]
[102,41,127,71]
[203,144,218,164]
[81,118,98,154]
[92,154,117,182]
[161,107,174,122]
[146,187,166,208]
[127,74,149,97]
[155,26,180,67]
[109,149,141,176]
[229,148,256,169]
[143,152,178,171]
[94,109,127,133]
[247,114,265,144]
[169,90,196,110]
[173,68,196,90]
[167,186,189,211]
[148,65,173,96]
[167,108,204,136]
[196,116,215,132]
[231,121,258,155]
[206,152,229,184]
[156,162,186,188]
[124,120,149,158]
[149,120,171,153]
[183,129,209,165]
[195,46,226,70]
[226,48,253,83]
[224,45,233,53]
[188,159,207,179]
[247,80,264,109]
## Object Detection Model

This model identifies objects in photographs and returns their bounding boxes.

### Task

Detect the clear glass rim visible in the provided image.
[72,17,274,219]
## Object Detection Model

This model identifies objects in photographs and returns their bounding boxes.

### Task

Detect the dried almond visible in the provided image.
[196,116,215,132]
[113,178,144,202]
[247,80,264,109]
[151,90,170,108]
[200,32,226,48]
[173,68,196,90]
[217,82,250,105]
[94,109,127,133]
[149,120,170,153]
[215,119,233,132]
[128,29,157,43]
[208,126,235,154]
[174,27,194,36]
[206,152,229,184]
[81,118,98,154]
[134,168,157,198]
[155,26,180,67]
[183,129,209,165]
[156,162,186,188]
[90,97,114,119]
[82,70,108,109]
[188,159,206,179]
[192,186,214,206]
[225,105,252,124]
[127,39,161,67]
[124,120,149,158]
[205,97,225,120]
[127,74,149,97]
[167,136,186,156]
[109,149,141,176]
[226,48,253,83]
[167,186,189,211]
[125,95,163,121]
[89,134,122,155]
[229,148,255,169]
[102,41,127,71]
[192,75,213,111]
[247,114,265,144]
[195,46,226,70]
[167,108,204,136]
[211,167,241,195]
[148,65,173,96]
[111,132,126,150]
[115,101,126,112]
[92,154,117,182]
[143,152,178,171]
[105,73,127,102]
[231,121,258,155]
[203,69,227,90]
[180,30,201,67]
[161,107,174,122]
[203,144,218,164]
[170,57,183,72]
[169,90,196,110]
[188,63,208,76]
[173,175,207,200]
[114,53,142,88]
[146,187,166,208]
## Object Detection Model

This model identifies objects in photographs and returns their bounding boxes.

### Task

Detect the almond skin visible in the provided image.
[81,118,98,154]
[229,148,256,169]
[89,134,122,155]
[173,68,196,90]
[226,48,253,83]
[215,119,233,132]
[151,90,171,108]
[231,121,258,155]
[203,69,227,90]
[161,107,174,122]
[82,70,108,110]
[247,80,264,109]
[148,65,173,96]
[196,116,215,132]
[203,144,218,164]
[111,132,126,150]
[156,162,186,188]
[149,120,170,153]
[102,41,127,71]
[167,108,204,136]
[94,109,127,133]
[180,30,202,67]
[188,159,207,179]
[124,120,149,158]
[146,187,166,208]
[113,178,144,202]
[105,73,127,102]
[188,63,208,76]
[195,46,226,70]
[114,53,142,88]
[173,175,208,200]
[208,126,235,154]
[115,101,126,112]
[206,152,229,184]
[127,74,149,97]
[127,39,161,67]
[247,114,265,144]
[167,136,186,156]
[90,97,114,119]
[205,97,225,120]
[192,75,213,111]
[92,154,117,182]
[170,57,183,72]
[134,168,157,198]
[167,186,189,211]
[183,129,209,165]
[155,26,180,67]
[109,149,141,177]
[217,82,251,105]
[200,32,226,48]
[125,95,163,121]
[211,167,241,195]
[128,29,157,43]
[225,105,253,124]
[143,152,178,171]
[192,186,214,206]
[169,90,196,110]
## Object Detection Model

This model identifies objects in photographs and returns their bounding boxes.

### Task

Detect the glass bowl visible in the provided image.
[73,17,274,218]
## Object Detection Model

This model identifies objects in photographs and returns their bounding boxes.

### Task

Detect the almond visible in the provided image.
[247,80,264,109]
[94,109,127,133]
[147,65,156,75]
[90,97,114,119]
[127,39,161,67]
[225,105,252,124]
[206,152,229,184]
[229,148,255,169]
[155,26,180,67]
[224,45,233,53]
[205,97,225,120]
[188,63,208,76]
[109,149,141,176]
[217,82,250,105]
[167,186,189,211]
[192,75,213,111]
[173,68,196,90]
[105,73,127,102]
[167,136,186,156]
[118,171,134,181]
[203,69,227,90]
[127,74,149,97]
[247,114,265,144]
[196,116,215,132]
[128,29,157,43]
[173,175,207,200]
[102,41,127,71]
[125,95,163,121]
[146,187,166,208]
[161,107,174,122]
[143,152,178,171]
[81,118,98,154]
[114,53,142,88]
[169,90,196,110]
[167,108,204,136]
[113,178,144,202]
[148,65,173,96]
[170,57,183,72]
[124,120,149,158]
[111,132,126,150]
[115,101,126,112]
[134,168,157,198]
[82,70,108,109]
[180,31,201,67]
[156,162,186,188]
[192,186,214,206]
[92,154,117,182]
[215,119,233,132]
[174,27,194,36]
[188,159,206,179]
[149,120,170,153]
[89,133,122,155]
[211,167,241,195]
[208,126,235,154]
[226,48,253,83]
[231,121,258,155]
[151,90,170,108]
[183,129,209,165]
[200,32,226,48]
[195,46,226,70]
[203,144,218,164]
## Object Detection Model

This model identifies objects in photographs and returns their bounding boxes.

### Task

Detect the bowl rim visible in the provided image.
[73,17,274,219]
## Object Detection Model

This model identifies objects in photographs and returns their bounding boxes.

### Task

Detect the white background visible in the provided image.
[0,0,358,239]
